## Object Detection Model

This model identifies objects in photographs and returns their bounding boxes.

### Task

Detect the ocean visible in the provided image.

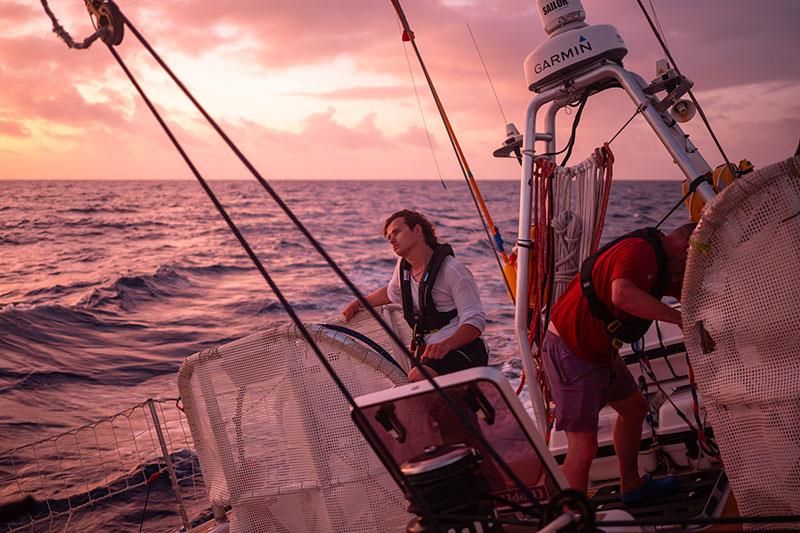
[0,178,685,529]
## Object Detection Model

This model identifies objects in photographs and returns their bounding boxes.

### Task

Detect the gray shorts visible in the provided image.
[541,332,639,433]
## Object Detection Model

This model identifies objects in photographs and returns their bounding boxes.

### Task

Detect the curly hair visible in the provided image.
[382,210,440,248]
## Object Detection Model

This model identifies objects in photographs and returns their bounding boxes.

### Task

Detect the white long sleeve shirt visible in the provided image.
[386,255,486,345]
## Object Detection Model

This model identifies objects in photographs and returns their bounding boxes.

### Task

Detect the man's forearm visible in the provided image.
[364,286,391,307]
[442,324,481,351]
[611,279,681,325]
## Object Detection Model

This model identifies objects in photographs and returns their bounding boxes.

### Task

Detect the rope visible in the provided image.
[655,172,711,229]
[590,145,614,253]
[138,471,161,532]
[548,148,614,300]
[398,19,446,189]
[40,0,108,49]
[606,106,641,146]
[631,342,719,458]
[466,23,507,126]
[552,210,581,298]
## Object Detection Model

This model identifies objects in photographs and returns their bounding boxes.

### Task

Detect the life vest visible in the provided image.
[579,228,669,349]
[400,244,458,354]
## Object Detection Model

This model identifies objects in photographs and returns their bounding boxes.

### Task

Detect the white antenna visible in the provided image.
[466,22,507,127]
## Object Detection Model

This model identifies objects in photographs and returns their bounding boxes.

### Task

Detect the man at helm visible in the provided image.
[543,222,696,503]
[342,210,488,382]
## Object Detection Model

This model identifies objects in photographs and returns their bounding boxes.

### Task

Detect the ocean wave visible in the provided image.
[25,281,97,299]
[77,267,192,310]
[0,370,98,394]
[180,263,251,275]
[62,219,138,230]
[59,206,139,214]
[0,304,144,352]
[0,236,25,245]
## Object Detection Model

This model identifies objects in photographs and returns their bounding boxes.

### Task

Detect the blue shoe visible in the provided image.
[621,473,680,505]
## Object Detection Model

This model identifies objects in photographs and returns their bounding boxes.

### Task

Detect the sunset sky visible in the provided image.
[1,0,798,181]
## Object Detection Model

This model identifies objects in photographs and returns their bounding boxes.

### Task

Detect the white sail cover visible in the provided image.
[682,156,800,523]
[178,305,413,532]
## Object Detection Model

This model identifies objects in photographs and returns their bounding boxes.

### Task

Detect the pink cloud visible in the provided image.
[395,125,440,149]
[0,120,29,137]
[299,110,393,149]
[299,86,411,100]
[0,0,797,182]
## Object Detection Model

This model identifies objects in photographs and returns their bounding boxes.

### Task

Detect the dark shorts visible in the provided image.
[541,332,639,433]
[422,338,488,376]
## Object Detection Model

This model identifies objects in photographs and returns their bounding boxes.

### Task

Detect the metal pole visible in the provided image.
[148,399,192,531]
[516,95,552,437]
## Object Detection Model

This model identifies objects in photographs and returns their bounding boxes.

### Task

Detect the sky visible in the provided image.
[0,0,798,181]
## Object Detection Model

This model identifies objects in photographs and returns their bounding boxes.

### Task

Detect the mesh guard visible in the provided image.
[178,305,413,532]
[682,156,800,520]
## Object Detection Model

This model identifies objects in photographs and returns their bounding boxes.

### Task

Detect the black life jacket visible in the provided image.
[579,228,669,349]
[400,244,458,351]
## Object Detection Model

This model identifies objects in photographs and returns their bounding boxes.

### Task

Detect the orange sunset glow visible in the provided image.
[1,0,798,181]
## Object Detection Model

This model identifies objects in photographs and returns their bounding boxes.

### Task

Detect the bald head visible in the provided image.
[667,222,697,244]
[662,221,697,292]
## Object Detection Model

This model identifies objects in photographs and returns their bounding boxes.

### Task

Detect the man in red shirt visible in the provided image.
[543,222,695,502]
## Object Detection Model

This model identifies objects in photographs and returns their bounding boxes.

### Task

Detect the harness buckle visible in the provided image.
[606,320,623,333]
[610,337,624,350]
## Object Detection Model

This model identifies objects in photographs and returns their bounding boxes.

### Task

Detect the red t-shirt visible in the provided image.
[550,237,660,365]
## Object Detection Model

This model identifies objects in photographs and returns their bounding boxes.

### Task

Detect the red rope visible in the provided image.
[591,144,614,253]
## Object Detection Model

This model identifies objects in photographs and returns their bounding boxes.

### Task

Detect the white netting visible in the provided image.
[178,304,413,532]
[682,156,800,525]
[551,151,611,299]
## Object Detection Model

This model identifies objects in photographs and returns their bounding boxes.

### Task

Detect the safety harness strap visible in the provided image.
[400,244,458,351]
[580,228,668,348]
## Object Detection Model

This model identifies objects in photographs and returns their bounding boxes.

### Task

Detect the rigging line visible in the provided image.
[389,0,514,298]
[654,172,710,229]
[40,0,107,49]
[398,22,447,189]
[102,38,444,527]
[466,22,507,127]
[648,0,669,51]
[118,9,538,512]
[607,106,641,145]
[634,0,733,170]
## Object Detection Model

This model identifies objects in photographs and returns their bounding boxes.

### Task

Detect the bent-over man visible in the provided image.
[543,223,695,503]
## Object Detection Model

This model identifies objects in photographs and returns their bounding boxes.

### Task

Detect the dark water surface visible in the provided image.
[0,178,683,528]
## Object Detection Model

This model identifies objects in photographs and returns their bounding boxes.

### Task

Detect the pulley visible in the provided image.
[86,0,124,46]
[542,488,595,531]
